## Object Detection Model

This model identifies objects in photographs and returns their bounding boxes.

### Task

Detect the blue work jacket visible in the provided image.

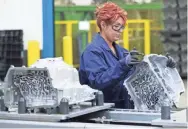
[79,33,135,109]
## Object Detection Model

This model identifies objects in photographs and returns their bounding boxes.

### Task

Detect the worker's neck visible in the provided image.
[100,32,113,48]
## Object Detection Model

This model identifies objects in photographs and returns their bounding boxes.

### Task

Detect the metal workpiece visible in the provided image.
[3,67,57,109]
[2,58,97,110]
[123,54,185,111]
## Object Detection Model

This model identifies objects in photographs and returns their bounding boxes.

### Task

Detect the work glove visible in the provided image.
[166,53,176,68]
[124,48,144,67]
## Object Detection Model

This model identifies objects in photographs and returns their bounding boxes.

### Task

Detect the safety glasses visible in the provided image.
[111,24,125,32]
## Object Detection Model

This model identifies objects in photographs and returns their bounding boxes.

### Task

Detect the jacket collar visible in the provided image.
[93,33,125,59]
[94,33,117,51]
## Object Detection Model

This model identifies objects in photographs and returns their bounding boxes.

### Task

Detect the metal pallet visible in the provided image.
[80,108,187,128]
[0,106,187,128]
[0,102,114,122]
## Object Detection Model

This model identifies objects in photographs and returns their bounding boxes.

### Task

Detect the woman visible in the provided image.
[79,2,176,109]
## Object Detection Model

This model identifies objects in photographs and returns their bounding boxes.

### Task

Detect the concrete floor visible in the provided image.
[177,79,187,108]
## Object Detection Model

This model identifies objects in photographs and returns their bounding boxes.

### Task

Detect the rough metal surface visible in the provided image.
[124,54,185,111]
[2,57,96,109]
[3,67,58,108]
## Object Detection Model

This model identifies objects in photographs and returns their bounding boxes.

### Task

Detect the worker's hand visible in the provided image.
[124,48,143,67]
[166,53,176,68]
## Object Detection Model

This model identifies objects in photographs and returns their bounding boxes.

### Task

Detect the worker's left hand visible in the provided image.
[166,53,176,68]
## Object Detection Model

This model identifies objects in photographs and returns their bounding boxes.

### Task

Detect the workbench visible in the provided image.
[0,106,187,128]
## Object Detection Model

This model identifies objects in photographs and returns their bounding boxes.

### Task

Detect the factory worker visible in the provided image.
[79,2,176,109]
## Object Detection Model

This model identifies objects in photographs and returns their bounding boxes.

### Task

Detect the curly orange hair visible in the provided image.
[95,2,128,30]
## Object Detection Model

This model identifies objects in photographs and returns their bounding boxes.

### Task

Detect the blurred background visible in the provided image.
[54,0,187,77]
[55,0,165,68]
[0,0,187,81]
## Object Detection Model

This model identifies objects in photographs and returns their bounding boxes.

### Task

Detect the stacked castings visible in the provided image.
[0,30,24,81]
[161,0,187,78]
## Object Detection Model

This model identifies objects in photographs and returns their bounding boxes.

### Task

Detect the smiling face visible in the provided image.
[95,2,127,44]
[100,16,125,42]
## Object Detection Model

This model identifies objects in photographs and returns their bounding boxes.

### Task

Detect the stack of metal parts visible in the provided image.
[161,0,187,77]
[0,30,24,81]
[124,54,185,111]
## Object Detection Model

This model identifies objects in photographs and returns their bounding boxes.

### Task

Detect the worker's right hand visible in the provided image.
[124,48,143,67]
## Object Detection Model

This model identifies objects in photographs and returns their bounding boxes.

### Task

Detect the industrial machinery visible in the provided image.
[0,56,187,128]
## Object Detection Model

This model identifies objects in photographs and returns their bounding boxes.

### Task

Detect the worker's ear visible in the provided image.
[101,21,106,29]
